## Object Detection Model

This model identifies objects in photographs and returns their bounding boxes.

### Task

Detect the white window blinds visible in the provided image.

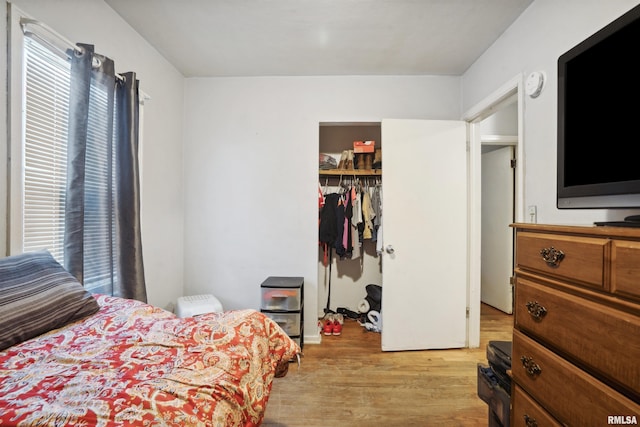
[23,36,71,263]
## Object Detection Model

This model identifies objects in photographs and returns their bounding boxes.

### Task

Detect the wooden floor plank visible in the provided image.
[263,303,512,427]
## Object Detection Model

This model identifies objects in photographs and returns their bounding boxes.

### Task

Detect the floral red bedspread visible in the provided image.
[0,295,299,426]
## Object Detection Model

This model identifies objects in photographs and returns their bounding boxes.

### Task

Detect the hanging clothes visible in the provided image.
[319,179,381,261]
[319,193,339,244]
[371,184,382,228]
[341,189,353,259]
[350,186,362,259]
[319,193,340,265]
[369,184,381,242]
[318,183,325,209]
[361,188,375,239]
[333,194,347,258]
[351,186,362,228]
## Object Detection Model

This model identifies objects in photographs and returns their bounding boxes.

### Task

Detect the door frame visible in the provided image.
[463,73,525,348]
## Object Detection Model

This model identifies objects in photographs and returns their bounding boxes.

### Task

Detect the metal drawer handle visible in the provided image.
[526,301,547,321]
[520,355,542,378]
[540,246,565,267]
[524,414,538,427]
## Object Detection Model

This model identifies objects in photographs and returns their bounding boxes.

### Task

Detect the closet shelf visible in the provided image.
[319,169,381,177]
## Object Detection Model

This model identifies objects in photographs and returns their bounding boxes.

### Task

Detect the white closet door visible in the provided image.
[381,119,468,351]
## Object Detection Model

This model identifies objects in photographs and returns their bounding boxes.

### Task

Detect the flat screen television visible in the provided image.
[557,3,640,219]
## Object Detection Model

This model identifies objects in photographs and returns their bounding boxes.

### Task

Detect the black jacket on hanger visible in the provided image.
[319,193,340,245]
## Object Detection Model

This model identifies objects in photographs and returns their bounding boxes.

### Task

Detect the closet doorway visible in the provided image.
[318,119,469,351]
[318,123,383,319]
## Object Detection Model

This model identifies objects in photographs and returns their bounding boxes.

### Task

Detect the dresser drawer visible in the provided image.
[512,329,640,426]
[612,239,640,301]
[515,278,640,398]
[511,384,562,427]
[515,232,608,289]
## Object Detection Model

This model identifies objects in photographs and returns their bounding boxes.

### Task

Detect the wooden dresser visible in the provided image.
[511,224,640,426]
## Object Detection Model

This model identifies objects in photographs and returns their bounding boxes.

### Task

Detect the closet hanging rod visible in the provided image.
[20,18,125,83]
[318,169,381,177]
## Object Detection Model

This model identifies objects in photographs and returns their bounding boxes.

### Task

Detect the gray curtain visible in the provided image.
[64,44,147,302]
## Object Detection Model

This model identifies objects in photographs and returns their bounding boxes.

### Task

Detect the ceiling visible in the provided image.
[105,0,533,78]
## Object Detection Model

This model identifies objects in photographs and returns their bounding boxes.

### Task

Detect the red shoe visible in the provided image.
[332,313,344,335]
[323,314,334,336]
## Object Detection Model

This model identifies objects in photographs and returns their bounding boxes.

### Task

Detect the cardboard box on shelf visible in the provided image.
[353,140,375,153]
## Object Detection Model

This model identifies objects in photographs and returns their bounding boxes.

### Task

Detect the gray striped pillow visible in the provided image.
[0,250,100,351]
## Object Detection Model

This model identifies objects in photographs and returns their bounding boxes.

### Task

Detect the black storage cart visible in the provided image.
[477,340,512,427]
[260,276,304,352]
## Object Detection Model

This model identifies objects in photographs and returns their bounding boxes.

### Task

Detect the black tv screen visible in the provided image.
[557,3,640,209]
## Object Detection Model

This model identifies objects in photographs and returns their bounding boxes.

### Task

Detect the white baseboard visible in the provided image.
[304,332,322,344]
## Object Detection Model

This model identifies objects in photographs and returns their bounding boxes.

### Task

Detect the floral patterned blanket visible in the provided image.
[0,295,299,426]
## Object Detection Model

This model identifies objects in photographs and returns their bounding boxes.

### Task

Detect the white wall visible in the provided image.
[183,75,461,342]
[5,0,185,309]
[463,0,640,225]
[480,103,517,136]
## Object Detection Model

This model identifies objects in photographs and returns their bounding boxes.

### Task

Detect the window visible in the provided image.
[22,35,117,293]
[11,9,148,301]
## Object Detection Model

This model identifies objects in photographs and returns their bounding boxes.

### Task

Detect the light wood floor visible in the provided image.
[262,303,512,427]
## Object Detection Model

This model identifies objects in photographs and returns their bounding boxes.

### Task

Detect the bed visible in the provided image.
[0,251,300,426]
